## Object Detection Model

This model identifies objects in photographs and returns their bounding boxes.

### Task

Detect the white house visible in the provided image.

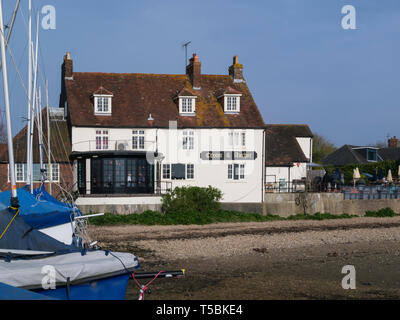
[59,53,266,211]
[265,124,313,192]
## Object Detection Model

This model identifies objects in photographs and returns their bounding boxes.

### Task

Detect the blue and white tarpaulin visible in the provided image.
[0,186,81,229]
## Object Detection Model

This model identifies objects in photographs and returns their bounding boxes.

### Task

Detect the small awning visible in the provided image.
[307,163,324,168]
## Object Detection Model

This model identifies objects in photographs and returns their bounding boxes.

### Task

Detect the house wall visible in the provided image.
[71,126,265,203]
[296,137,312,161]
[265,163,308,187]
[0,163,73,198]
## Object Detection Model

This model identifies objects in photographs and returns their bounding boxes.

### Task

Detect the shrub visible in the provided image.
[161,186,223,215]
[365,208,397,217]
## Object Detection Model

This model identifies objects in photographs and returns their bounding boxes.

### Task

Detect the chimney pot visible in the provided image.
[62,52,73,79]
[186,53,201,90]
[388,136,399,148]
[229,55,244,83]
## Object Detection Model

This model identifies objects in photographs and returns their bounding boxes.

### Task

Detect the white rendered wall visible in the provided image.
[296,137,312,162]
[72,126,264,203]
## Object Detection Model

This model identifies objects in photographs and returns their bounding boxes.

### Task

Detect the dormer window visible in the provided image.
[218,87,242,114]
[224,95,241,113]
[179,97,196,115]
[94,95,112,115]
[93,86,113,116]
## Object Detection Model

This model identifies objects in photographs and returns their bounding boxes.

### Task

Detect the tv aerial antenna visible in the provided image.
[182,41,191,69]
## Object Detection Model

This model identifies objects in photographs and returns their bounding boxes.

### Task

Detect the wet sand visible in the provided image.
[88,217,400,300]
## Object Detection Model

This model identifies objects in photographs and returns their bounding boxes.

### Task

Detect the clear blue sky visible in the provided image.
[1,0,399,147]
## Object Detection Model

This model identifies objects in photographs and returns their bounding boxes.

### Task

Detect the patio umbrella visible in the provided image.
[353,168,360,187]
[354,168,361,179]
[387,169,393,183]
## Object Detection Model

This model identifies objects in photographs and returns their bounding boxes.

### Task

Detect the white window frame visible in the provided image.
[224,94,241,113]
[9,163,60,183]
[228,131,246,148]
[43,163,60,182]
[132,130,145,150]
[228,163,245,181]
[94,95,113,115]
[186,164,194,180]
[15,163,25,182]
[163,164,171,179]
[183,130,194,150]
[179,97,197,115]
[8,163,26,182]
[96,130,109,150]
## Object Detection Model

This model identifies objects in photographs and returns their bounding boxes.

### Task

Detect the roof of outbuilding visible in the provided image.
[378,147,400,161]
[63,72,265,129]
[322,145,370,166]
[0,108,71,164]
[265,124,312,166]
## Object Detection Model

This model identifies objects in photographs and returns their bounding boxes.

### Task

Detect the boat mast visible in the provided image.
[37,87,45,182]
[0,0,18,205]
[26,0,32,191]
[0,0,20,71]
[29,10,39,192]
[46,80,52,195]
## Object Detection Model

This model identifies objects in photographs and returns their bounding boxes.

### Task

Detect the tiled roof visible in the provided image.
[63,72,265,129]
[378,148,400,161]
[265,125,311,166]
[93,86,113,96]
[0,108,71,163]
[322,145,369,166]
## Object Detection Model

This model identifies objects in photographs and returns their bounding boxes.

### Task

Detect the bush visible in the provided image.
[365,208,398,217]
[286,213,356,220]
[161,186,223,215]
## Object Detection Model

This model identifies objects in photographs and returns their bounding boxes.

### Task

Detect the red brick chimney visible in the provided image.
[229,55,244,83]
[62,52,73,80]
[388,136,399,148]
[186,53,201,90]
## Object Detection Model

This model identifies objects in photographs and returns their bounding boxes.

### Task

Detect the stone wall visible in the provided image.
[263,193,400,217]
[76,192,400,216]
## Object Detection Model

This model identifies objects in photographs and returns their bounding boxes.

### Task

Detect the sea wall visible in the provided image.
[262,193,400,217]
[77,193,400,216]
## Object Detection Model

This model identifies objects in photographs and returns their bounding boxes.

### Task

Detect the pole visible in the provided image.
[0,0,18,204]
[29,10,39,192]
[46,80,52,195]
[0,0,20,71]
[26,0,32,191]
[37,87,44,182]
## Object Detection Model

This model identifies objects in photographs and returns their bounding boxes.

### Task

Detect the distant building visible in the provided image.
[265,124,313,191]
[322,136,400,166]
[0,108,73,195]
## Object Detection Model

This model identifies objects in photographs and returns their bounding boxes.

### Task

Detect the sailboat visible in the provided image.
[0,0,85,247]
[0,0,139,300]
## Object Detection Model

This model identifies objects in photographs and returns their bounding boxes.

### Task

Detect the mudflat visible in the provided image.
[88,217,400,300]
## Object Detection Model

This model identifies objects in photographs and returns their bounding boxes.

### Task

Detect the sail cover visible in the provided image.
[0,207,77,252]
[0,186,81,230]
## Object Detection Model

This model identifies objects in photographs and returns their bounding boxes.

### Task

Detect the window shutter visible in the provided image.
[171,163,186,180]
[234,164,239,180]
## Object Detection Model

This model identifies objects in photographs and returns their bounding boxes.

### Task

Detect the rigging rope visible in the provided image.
[132,270,165,301]
[0,207,19,241]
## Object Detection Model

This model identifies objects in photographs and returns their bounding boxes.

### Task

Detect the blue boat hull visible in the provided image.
[0,283,56,300]
[33,273,130,300]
